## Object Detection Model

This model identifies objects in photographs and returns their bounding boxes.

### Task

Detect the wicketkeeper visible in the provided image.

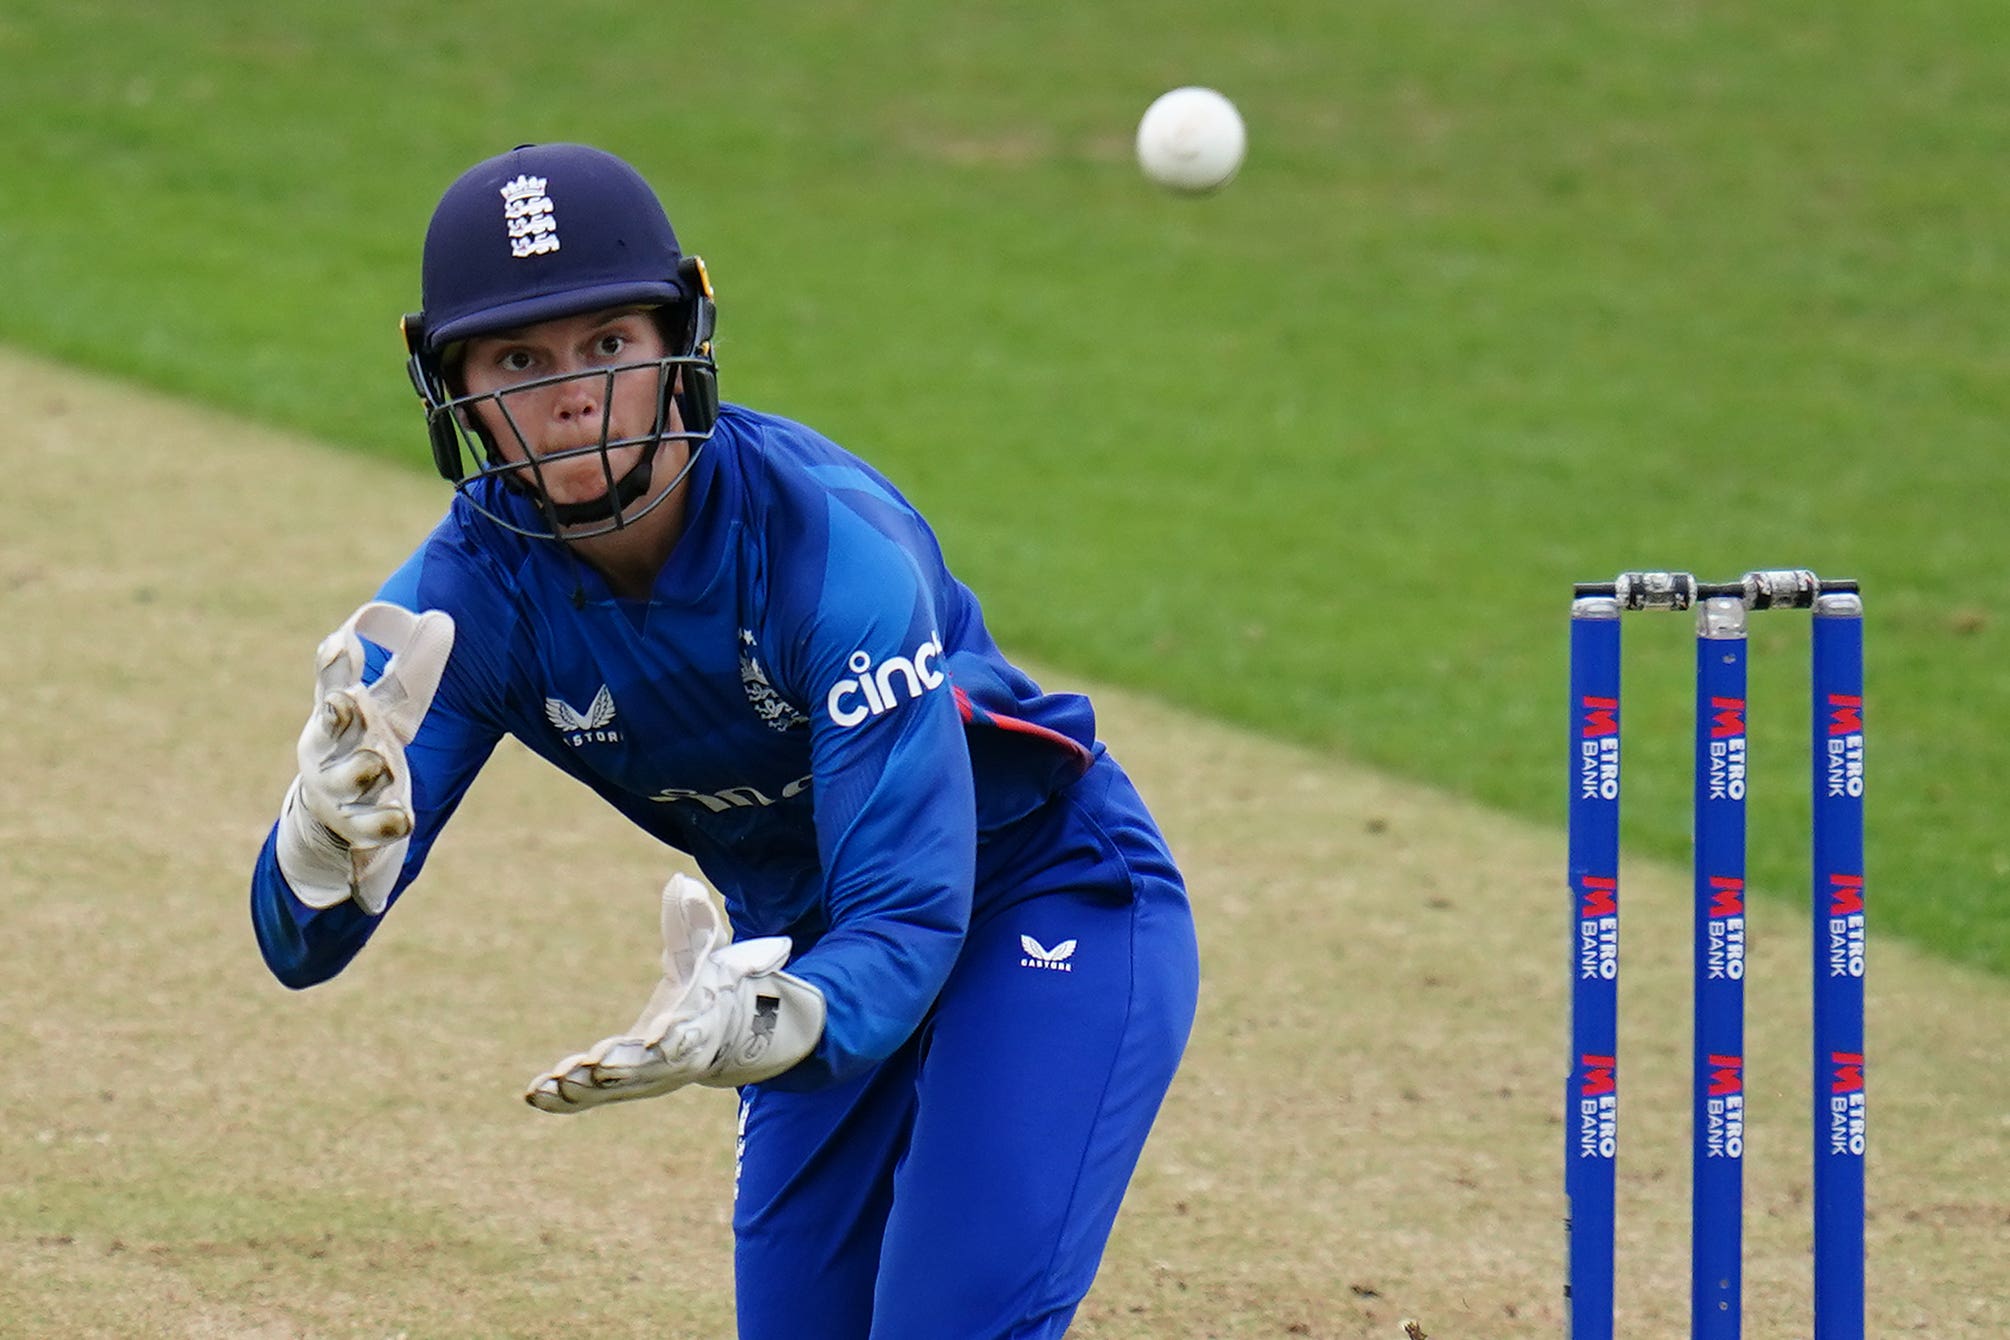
[250,142,1200,1340]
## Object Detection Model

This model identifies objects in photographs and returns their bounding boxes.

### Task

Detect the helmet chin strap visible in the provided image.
[541,440,661,530]
[490,432,665,530]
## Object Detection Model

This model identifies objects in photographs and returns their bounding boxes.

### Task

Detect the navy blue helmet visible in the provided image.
[402,143,719,538]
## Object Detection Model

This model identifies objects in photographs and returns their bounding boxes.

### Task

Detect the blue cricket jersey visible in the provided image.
[250,404,1132,1090]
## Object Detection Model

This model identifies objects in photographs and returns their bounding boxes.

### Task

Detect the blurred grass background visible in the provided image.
[4,0,2006,972]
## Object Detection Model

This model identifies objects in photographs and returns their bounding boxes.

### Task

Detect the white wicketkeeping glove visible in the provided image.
[276,601,456,914]
[525,874,827,1113]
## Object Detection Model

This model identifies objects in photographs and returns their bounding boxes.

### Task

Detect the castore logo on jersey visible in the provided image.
[826,635,946,728]
[1019,936,1076,972]
[545,686,621,746]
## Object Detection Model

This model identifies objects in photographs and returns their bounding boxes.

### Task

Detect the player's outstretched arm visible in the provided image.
[275,601,456,914]
[525,874,827,1112]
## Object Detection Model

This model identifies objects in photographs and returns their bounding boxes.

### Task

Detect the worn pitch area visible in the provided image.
[2,351,2003,1336]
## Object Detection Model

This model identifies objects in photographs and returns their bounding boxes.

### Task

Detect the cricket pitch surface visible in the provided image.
[2,350,2004,1336]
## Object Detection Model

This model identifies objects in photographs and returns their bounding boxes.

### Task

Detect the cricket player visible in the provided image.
[249,142,1200,1339]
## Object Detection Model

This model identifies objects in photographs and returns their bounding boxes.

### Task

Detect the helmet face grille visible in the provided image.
[426,354,717,541]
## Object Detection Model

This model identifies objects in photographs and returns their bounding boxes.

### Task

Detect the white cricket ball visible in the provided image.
[1136,86,1246,194]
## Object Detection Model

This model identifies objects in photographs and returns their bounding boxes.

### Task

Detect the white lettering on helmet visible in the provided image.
[826,636,947,728]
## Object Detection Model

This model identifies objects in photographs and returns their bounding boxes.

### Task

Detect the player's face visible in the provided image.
[458,307,678,508]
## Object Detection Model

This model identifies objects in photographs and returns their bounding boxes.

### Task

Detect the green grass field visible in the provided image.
[7,1,2008,972]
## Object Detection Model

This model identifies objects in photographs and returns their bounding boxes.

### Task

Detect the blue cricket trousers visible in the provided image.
[732,770,1200,1339]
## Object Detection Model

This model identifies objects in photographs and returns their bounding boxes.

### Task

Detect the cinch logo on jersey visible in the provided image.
[826,635,946,728]
[1825,873,1866,978]
[501,174,559,258]
[1576,1054,1616,1159]
[652,775,812,811]
[1019,936,1076,972]
[545,686,620,746]
[1826,1051,1866,1157]
[1704,875,1746,981]
[1704,1053,1745,1159]
[1826,693,1865,798]
[1576,874,1618,982]
[1577,695,1619,800]
[1708,696,1746,800]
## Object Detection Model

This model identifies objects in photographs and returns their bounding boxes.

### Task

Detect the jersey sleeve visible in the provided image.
[758,471,978,1089]
[250,539,509,988]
